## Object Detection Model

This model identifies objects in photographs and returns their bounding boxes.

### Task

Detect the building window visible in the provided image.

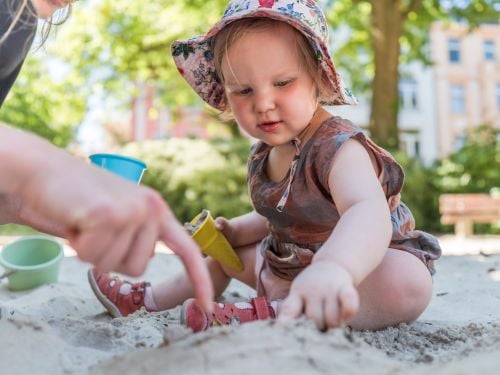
[484,40,495,61]
[451,84,465,113]
[453,133,467,152]
[496,83,500,110]
[400,132,420,159]
[448,38,461,63]
[399,79,418,110]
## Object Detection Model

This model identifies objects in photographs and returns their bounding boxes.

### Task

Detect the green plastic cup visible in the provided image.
[0,236,64,291]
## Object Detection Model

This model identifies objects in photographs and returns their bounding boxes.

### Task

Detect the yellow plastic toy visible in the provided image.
[187,210,243,271]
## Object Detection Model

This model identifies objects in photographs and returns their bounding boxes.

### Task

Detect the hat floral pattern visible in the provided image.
[172,0,357,110]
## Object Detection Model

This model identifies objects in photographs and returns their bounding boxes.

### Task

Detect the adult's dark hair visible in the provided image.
[0,0,72,47]
[0,0,74,106]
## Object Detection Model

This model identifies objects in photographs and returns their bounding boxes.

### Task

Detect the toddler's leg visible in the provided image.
[152,243,259,310]
[346,248,432,330]
[254,248,292,300]
[89,243,260,318]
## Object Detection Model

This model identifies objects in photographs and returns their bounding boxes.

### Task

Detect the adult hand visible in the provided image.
[1,128,213,310]
[277,261,359,330]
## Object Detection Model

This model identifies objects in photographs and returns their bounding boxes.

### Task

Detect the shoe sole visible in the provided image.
[87,269,123,318]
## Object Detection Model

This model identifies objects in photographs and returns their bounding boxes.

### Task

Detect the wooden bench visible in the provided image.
[439,194,500,236]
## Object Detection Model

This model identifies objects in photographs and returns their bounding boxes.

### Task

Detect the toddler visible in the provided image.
[89,0,441,332]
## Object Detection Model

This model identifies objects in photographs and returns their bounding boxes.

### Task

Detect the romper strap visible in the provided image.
[251,296,274,319]
[275,138,301,212]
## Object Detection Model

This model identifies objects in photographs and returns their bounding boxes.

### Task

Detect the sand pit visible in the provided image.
[1,236,499,374]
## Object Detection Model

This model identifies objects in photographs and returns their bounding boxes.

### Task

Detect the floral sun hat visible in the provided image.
[171,0,357,110]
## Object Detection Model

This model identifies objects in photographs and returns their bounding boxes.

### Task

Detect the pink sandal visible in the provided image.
[87,269,152,318]
[181,296,276,332]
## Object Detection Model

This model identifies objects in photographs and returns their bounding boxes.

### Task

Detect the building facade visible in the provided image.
[430,22,500,158]
[333,22,499,165]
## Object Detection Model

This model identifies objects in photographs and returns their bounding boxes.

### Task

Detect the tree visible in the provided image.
[51,0,228,109]
[326,0,499,150]
[0,55,85,147]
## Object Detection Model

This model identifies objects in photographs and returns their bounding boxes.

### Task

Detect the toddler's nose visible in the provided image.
[254,91,276,114]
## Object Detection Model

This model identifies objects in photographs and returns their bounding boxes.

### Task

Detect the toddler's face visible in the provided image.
[221,23,317,147]
[30,0,75,19]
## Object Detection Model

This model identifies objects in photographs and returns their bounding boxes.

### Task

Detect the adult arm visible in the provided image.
[0,125,214,310]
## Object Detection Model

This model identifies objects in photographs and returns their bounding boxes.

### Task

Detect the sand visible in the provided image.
[1,235,499,375]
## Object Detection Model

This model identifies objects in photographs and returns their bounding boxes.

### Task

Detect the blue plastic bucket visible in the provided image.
[89,153,147,183]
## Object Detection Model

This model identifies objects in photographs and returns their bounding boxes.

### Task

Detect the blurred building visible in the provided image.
[130,83,170,140]
[130,82,214,141]
[335,22,499,165]
[333,61,438,165]
[430,22,500,158]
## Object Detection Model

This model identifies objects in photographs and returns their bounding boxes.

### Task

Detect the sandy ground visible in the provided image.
[1,235,499,375]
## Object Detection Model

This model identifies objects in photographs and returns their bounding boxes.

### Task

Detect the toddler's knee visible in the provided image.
[394,271,433,321]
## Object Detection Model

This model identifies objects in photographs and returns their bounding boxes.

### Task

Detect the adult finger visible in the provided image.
[70,226,116,267]
[68,203,120,265]
[117,219,158,277]
[94,224,136,273]
[160,218,213,312]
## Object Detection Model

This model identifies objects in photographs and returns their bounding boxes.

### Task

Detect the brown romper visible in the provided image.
[247,116,441,284]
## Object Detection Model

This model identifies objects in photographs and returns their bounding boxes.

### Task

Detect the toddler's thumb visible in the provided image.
[214,217,225,231]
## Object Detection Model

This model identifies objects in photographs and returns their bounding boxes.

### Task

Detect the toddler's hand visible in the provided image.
[277,261,359,331]
[214,216,237,246]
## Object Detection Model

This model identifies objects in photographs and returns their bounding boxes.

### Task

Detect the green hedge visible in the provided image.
[394,152,442,233]
[397,125,499,234]
[122,137,253,223]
